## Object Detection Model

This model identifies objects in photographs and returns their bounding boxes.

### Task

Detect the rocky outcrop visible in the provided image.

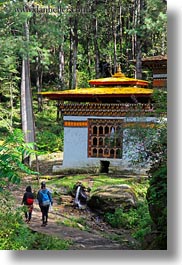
[87,184,137,213]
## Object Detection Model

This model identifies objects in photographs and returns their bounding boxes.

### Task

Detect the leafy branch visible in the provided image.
[0,129,39,184]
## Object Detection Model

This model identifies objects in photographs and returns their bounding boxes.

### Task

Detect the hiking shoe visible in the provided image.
[41,223,46,227]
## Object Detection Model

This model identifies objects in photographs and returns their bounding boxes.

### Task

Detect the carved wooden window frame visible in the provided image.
[88,119,123,159]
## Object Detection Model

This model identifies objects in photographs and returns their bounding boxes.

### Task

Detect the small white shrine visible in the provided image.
[41,67,157,174]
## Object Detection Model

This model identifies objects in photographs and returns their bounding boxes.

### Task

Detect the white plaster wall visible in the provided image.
[61,115,159,172]
[63,126,88,168]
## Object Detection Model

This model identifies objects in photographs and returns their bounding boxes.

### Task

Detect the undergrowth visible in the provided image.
[104,202,153,243]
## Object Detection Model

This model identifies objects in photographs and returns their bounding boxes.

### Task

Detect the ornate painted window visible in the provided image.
[88,119,123,158]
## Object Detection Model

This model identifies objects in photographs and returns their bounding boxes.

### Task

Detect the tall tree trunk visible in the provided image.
[36,55,43,112]
[113,31,117,73]
[21,12,36,167]
[21,59,28,140]
[86,35,91,78]
[59,42,64,90]
[72,17,78,89]
[69,21,73,89]
[112,4,117,73]
[57,42,65,122]
[126,7,133,67]
[162,32,166,55]
[135,38,142,79]
[132,1,136,61]
[32,11,43,113]
[135,0,144,79]
[21,58,35,166]
[93,18,100,78]
[119,5,123,62]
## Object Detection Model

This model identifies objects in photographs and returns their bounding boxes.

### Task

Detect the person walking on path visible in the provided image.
[37,181,53,227]
[22,185,34,223]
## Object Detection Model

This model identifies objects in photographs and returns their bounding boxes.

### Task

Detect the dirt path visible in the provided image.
[28,204,124,250]
[13,154,140,250]
[16,186,138,250]
[14,183,139,250]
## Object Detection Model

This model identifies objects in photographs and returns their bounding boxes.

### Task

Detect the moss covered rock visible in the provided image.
[88,184,137,213]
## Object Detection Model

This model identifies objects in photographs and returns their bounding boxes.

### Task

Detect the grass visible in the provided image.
[57,216,89,231]
[31,233,71,250]
[49,173,149,200]
[49,174,92,192]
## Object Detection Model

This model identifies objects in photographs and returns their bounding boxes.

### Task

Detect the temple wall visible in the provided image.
[57,115,158,174]
[63,126,88,168]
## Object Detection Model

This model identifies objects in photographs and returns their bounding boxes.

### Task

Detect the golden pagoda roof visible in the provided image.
[89,66,149,87]
[40,66,152,102]
[40,86,153,101]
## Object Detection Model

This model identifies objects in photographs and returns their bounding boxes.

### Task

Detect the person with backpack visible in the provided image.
[22,185,34,223]
[37,181,53,227]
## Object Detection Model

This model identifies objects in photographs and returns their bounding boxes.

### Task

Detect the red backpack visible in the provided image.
[26,197,34,205]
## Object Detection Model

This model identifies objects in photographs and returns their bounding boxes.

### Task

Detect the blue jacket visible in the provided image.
[37,188,53,206]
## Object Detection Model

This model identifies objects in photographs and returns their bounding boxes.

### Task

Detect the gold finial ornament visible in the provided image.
[112,64,126,78]
[117,64,122,73]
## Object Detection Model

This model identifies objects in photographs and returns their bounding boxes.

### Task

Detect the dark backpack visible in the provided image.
[40,190,50,206]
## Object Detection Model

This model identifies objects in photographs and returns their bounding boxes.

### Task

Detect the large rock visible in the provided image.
[87,184,137,213]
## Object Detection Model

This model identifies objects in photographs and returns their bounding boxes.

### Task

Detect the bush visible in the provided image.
[0,129,39,184]
[36,130,63,152]
[35,104,64,153]
[31,233,71,250]
[0,191,35,250]
[146,163,167,249]
[104,202,152,242]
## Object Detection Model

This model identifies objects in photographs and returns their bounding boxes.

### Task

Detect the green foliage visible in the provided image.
[124,119,167,168]
[31,233,71,250]
[0,212,34,250]
[0,129,39,184]
[0,190,35,250]
[123,94,167,249]
[58,216,88,231]
[0,0,167,95]
[35,106,64,152]
[105,202,153,242]
[0,36,20,130]
[146,163,167,249]
[76,70,90,87]
[36,130,63,152]
[123,86,167,248]
[50,173,149,196]
[0,0,167,154]
[148,165,167,206]
[152,89,167,114]
[50,174,90,193]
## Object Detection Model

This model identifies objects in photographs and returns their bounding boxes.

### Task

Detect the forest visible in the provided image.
[0,0,167,250]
